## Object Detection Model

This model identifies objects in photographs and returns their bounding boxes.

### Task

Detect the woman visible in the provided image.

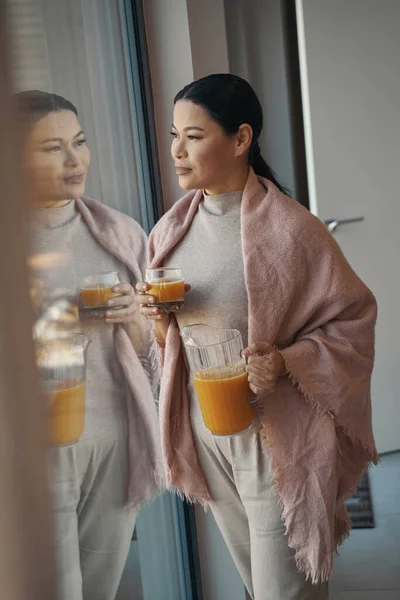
[17,91,163,600]
[136,74,378,599]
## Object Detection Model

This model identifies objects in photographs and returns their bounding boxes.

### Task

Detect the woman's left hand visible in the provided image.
[242,342,286,396]
[104,283,137,324]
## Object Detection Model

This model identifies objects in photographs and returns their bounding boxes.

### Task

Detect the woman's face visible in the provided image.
[171,100,251,195]
[24,109,90,207]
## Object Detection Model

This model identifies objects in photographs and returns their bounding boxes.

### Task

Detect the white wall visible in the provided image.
[187,0,229,80]
[144,0,229,210]
[144,0,194,211]
[224,0,296,197]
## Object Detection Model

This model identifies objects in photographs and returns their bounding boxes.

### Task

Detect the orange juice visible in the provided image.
[48,380,86,445]
[147,277,185,311]
[80,285,121,308]
[193,364,254,436]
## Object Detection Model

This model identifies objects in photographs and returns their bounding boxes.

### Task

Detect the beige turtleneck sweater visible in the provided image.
[165,190,249,345]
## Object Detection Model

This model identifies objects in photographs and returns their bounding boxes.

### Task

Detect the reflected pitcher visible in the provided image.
[36,333,91,446]
[181,324,255,436]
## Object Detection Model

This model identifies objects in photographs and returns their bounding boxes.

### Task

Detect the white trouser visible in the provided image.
[190,397,329,600]
[49,425,138,600]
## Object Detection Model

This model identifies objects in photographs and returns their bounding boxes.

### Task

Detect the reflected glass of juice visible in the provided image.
[80,271,122,310]
[145,267,185,312]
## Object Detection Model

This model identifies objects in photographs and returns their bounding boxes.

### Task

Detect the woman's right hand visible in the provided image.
[135,281,171,348]
[135,281,191,347]
[135,281,191,319]
[134,281,170,322]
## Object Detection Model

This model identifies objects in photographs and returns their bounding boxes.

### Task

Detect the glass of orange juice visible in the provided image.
[145,267,185,313]
[181,325,256,436]
[80,271,122,311]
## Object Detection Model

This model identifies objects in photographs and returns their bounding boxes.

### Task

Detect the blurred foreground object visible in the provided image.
[0,2,56,598]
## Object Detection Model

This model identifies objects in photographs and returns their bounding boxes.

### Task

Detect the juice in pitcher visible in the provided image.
[193,362,254,436]
[36,333,90,447]
[48,379,86,446]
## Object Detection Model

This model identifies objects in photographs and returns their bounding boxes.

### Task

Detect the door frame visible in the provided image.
[282,0,310,211]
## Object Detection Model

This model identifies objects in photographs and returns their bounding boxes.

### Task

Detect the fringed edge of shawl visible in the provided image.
[136,330,162,402]
[257,412,334,583]
[256,360,379,584]
[125,468,167,511]
[166,485,211,509]
[163,467,212,509]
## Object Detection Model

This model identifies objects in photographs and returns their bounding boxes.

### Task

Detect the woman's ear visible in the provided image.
[235,124,253,157]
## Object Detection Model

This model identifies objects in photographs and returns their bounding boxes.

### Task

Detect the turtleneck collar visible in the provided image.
[201,189,243,216]
[32,199,78,229]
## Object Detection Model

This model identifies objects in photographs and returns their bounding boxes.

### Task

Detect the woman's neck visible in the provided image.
[204,165,249,196]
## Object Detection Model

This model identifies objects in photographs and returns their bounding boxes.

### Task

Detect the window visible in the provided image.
[5,1,199,598]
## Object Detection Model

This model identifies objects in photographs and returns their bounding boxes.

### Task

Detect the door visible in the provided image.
[296,0,400,453]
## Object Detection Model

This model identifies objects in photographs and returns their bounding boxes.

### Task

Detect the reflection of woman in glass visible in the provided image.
[136,74,378,599]
[17,91,162,600]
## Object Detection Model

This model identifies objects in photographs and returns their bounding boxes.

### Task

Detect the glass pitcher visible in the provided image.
[181,324,256,437]
[36,333,91,446]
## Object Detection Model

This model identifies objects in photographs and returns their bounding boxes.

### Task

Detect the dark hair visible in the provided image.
[14,90,78,129]
[174,73,289,195]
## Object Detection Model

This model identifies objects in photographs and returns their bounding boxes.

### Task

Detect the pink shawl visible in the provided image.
[76,197,164,508]
[149,168,378,582]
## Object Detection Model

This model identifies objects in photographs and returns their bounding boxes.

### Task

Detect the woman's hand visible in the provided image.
[135,281,172,347]
[134,281,171,323]
[134,281,191,347]
[104,283,137,324]
[135,282,191,318]
[242,342,286,396]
